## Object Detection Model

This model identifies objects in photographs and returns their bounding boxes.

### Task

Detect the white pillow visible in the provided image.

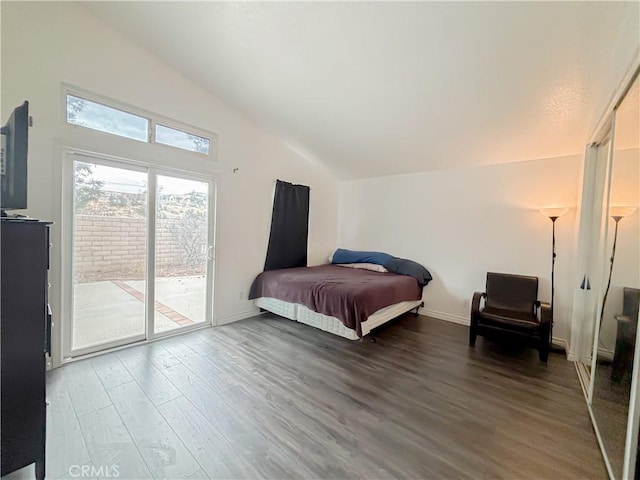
[336,263,388,273]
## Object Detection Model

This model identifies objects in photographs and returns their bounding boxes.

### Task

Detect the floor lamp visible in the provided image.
[599,206,637,326]
[539,207,569,344]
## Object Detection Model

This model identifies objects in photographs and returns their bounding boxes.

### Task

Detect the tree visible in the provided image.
[188,134,209,154]
[107,190,145,217]
[74,162,104,213]
[165,191,208,267]
[67,97,87,124]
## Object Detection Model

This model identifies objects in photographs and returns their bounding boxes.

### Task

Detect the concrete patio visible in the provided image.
[73,275,207,350]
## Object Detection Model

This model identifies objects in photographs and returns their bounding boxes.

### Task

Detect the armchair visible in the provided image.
[611,287,640,383]
[470,272,552,362]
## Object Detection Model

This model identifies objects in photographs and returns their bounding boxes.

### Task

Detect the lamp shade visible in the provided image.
[539,207,569,220]
[610,206,637,220]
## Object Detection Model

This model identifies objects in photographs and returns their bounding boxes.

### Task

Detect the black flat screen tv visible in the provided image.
[1,101,29,212]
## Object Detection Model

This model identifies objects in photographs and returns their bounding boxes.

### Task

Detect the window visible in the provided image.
[155,124,210,154]
[66,94,149,142]
[65,90,215,158]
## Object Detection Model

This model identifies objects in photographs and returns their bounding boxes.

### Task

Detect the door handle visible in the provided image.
[207,246,215,261]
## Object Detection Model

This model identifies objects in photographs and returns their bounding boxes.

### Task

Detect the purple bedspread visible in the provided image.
[248,265,421,337]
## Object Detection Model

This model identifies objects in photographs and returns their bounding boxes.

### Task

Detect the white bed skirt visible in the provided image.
[254,297,422,340]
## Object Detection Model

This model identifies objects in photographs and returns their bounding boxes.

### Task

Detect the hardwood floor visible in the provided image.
[7,314,606,479]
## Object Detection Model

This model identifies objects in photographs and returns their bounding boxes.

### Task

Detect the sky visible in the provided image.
[89,164,208,195]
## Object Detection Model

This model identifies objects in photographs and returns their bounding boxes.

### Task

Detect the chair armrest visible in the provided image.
[539,302,552,325]
[534,300,541,315]
[472,292,485,317]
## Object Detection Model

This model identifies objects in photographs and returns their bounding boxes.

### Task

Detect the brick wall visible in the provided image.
[74,215,206,282]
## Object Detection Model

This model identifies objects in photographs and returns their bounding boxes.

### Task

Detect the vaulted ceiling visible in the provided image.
[85,2,637,179]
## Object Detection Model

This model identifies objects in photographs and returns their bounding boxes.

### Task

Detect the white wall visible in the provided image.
[338,154,582,342]
[1,2,338,363]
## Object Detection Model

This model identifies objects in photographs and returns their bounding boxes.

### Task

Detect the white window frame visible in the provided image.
[62,84,218,161]
[153,122,212,156]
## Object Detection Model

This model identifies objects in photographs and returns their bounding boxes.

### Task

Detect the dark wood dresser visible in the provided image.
[1,219,51,480]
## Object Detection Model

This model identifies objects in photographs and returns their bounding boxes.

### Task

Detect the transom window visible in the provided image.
[155,124,210,155]
[66,94,149,142]
[65,92,214,157]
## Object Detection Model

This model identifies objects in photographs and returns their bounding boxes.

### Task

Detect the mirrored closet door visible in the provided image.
[591,71,640,480]
[577,70,640,479]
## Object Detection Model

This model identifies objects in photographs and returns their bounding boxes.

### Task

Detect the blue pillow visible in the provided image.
[383,258,433,287]
[331,248,394,266]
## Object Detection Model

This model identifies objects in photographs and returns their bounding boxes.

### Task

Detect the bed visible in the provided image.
[249,264,424,339]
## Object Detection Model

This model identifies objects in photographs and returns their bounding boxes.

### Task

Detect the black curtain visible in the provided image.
[264,180,310,271]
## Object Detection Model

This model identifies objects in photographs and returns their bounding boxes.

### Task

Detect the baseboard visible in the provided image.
[597,347,614,362]
[419,307,567,353]
[571,347,614,364]
[575,361,590,400]
[551,337,567,352]
[420,307,469,326]
[216,308,263,326]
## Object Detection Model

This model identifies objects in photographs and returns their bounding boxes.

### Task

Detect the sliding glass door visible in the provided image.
[70,160,148,352]
[154,175,211,334]
[64,152,216,358]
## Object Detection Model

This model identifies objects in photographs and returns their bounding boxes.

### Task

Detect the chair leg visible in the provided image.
[469,323,477,347]
[539,345,549,363]
[538,327,550,363]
